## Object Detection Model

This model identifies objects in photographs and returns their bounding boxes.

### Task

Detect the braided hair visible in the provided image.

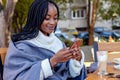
[12,0,59,42]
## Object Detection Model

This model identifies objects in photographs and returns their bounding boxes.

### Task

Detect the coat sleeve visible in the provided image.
[3,42,43,80]
[68,50,85,77]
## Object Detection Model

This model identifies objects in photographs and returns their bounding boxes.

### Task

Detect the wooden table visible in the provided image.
[108,52,120,62]
[86,64,120,80]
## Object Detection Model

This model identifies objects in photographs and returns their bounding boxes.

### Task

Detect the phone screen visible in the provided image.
[70,39,83,49]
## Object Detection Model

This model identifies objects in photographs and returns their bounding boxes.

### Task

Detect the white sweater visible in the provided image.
[26,31,84,79]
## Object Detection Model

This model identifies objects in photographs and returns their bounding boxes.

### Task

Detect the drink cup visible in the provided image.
[97,51,108,75]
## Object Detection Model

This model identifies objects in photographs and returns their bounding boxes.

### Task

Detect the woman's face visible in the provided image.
[40,4,58,36]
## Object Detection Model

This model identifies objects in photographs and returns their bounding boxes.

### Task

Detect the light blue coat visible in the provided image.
[3,40,87,80]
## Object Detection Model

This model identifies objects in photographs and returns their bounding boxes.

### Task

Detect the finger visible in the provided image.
[62,55,73,62]
[75,49,81,55]
[74,56,80,61]
[62,50,73,58]
[67,55,73,60]
[72,52,76,56]
[72,53,77,59]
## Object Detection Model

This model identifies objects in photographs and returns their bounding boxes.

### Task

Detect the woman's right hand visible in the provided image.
[50,48,74,68]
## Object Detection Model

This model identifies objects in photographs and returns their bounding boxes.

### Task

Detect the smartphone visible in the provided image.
[70,39,83,49]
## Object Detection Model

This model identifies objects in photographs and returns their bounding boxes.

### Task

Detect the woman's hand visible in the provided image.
[50,48,74,68]
[69,39,82,61]
[72,47,82,61]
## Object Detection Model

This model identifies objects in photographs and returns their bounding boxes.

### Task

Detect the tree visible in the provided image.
[89,0,99,45]
[0,0,18,47]
[98,0,120,20]
[86,0,91,45]
[0,0,34,47]
[86,0,99,45]
[97,0,120,29]
[12,0,34,33]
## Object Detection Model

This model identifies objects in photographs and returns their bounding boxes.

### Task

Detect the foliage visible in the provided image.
[11,0,74,33]
[116,39,120,42]
[11,0,72,33]
[61,38,73,47]
[98,0,120,20]
[1,0,6,7]
[54,0,73,5]
[0,0,5,11]
[57,36,73,47]
[12,0,34,33]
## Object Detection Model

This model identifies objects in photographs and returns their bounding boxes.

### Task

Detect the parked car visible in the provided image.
[112,32,120,39]
[78,32,101,45]
[94,27,112,34]
[56,33,75,47]
[112,30,120,39]
[78,32,89,39]
[78,32,89,45]
[55,32,75,42]
[100,31,120,39]
[100,31,112,38]
[94,32,101,41]
[55,29,76,47]
[55,27,75,41]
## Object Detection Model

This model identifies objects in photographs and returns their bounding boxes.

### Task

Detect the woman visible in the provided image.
[3,0,87,80]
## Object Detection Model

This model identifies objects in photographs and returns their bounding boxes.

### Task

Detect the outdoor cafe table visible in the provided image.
[85,51,120,80]
[86,64,120,80]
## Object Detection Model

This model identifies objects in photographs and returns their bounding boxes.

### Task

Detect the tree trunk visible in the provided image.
[0,1,5,47]
[86,0,91,31]
[0,0,18,47]
[0,11,6,47]
[88,0,99,45]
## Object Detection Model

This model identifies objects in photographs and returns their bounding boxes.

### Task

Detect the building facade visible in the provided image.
[57,0,87,31]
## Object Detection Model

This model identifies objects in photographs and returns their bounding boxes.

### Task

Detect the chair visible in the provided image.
[81,45,94,62]
[0,48,8,64]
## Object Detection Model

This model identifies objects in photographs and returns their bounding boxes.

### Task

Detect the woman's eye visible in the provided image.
[54,17,58,20]
[45,18,50,20]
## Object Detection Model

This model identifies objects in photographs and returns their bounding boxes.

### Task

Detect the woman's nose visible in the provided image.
[49,19,55,24]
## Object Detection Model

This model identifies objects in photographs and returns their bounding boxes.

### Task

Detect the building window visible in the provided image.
[77,10,80,17]
[81,9,84,17]
[73,11,76,17]
[71,9,86,19]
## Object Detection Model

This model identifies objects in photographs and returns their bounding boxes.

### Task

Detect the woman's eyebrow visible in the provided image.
[47,13,58,16]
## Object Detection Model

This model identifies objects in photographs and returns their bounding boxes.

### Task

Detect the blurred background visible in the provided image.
[0,0,120,47]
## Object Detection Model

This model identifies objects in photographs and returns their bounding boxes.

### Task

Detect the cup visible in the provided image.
[97,51,108,75]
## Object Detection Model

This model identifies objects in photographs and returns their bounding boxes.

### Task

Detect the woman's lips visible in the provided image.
[48,27,54,30]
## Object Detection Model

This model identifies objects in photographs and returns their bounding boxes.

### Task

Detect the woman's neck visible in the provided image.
[40,30,50,36]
